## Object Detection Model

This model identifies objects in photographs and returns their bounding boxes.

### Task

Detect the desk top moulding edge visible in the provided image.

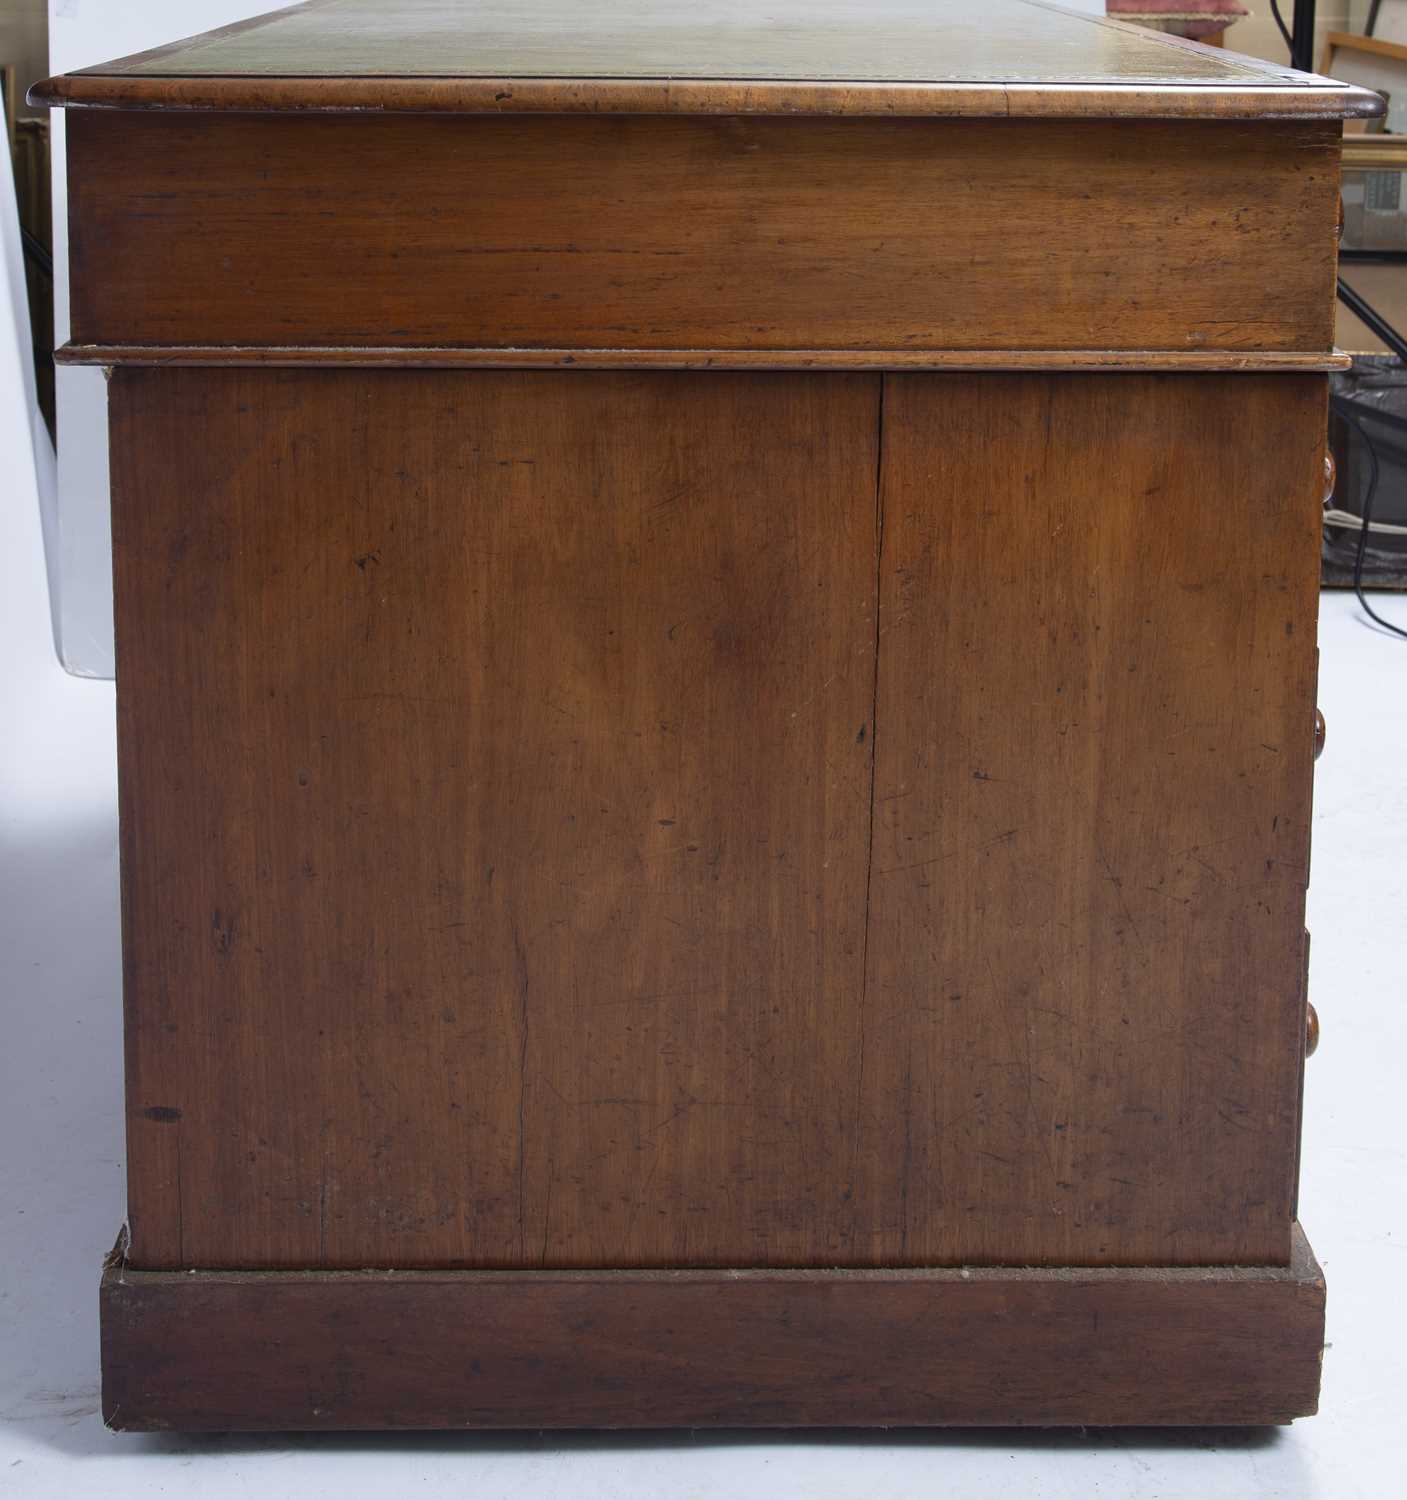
[28,74,1386,120]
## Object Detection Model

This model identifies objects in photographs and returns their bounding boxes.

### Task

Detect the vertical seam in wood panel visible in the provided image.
[854,375,887,1186]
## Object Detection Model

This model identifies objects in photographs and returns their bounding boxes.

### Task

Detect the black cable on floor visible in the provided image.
[1329,394,1407,640]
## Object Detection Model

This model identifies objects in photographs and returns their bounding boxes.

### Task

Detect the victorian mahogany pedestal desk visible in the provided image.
[34,0,1380,1431]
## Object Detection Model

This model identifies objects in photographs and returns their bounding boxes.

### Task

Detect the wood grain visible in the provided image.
[67,112,1345,356]
[57,342,1355,373]
[99,1225,1328,1431]
[112,367,1320,1274]
[859,373,1325,1266]
[30,73,1385,120]
[111,367,882,1270]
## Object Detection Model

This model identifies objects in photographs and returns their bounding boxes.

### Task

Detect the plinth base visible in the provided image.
[100,1225,1326,1431]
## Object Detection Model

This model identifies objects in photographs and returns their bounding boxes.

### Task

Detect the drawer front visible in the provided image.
[68,112,1341,358]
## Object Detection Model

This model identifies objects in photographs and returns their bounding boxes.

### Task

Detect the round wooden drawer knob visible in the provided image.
[1315,709,1326,761]
[1306,1002,1320,1057]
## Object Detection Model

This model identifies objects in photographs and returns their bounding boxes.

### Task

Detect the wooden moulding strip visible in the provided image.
[29,73,1387,121]
[100,1224,1327,1431]
[56,343,1354,373]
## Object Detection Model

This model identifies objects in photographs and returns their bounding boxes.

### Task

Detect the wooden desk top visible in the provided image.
[34,0,1383,119]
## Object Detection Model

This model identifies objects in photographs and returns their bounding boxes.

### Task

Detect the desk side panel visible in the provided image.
[112,367,1320,1271]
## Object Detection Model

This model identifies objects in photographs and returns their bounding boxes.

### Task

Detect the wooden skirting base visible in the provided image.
[99,1226,1326,1431]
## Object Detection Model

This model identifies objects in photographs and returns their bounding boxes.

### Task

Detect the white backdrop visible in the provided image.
[46,1,297,678]
[43,0,1103,678]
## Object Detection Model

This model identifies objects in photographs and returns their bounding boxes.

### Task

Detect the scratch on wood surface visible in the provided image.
[876,827,1019,877]
[1097,841,1143,948]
